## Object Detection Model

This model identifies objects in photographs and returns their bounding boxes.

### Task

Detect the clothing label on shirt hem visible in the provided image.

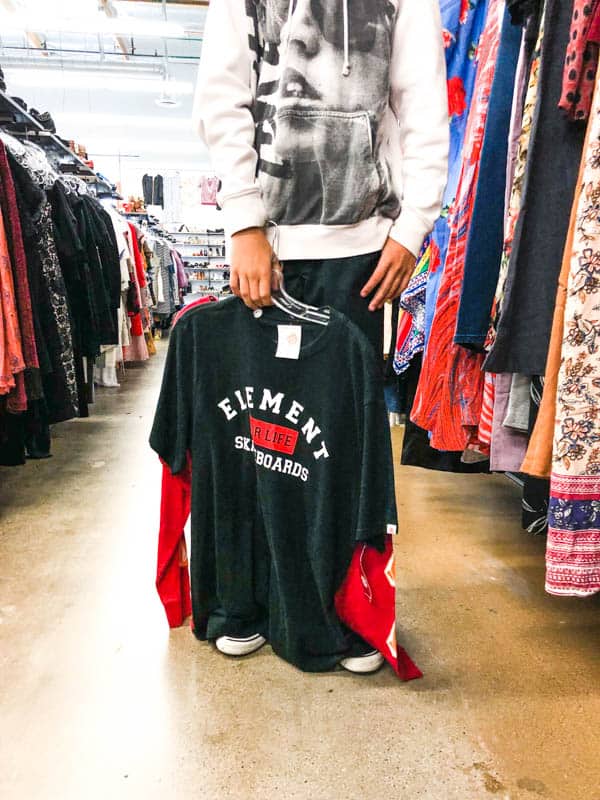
[276,325,302,360]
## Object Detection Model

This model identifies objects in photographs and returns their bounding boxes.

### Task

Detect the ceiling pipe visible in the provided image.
[0,45,201,62]
[1,54,164,76]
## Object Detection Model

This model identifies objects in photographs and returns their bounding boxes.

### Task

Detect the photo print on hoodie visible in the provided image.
[247,0,402,227]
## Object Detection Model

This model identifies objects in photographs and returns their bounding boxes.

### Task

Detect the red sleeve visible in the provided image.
[128,222,147,289]
[157,455,192,627]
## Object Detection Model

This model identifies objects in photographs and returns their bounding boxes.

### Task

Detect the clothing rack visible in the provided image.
[121,211,178,246]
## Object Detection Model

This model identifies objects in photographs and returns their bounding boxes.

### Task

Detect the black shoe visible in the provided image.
[38,112,56,132]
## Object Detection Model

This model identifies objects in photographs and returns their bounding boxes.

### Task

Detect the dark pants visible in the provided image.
[282,250,384,658]
[282,251,384,359]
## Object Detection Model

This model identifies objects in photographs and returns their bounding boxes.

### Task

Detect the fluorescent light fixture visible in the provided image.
[0,13,188,38]
[4,68,194,95]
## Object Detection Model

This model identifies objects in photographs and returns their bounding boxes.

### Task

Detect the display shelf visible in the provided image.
[171,230,225,236]
[189,280,229,285]
[178,241,226,247]
[184,266,229,272]
[184,256,227,262]
[0,90,113,194]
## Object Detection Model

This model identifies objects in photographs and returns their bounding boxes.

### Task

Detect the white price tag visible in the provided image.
[276,325,302,360]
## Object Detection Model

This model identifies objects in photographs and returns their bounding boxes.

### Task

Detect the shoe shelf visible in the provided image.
[0,90,113,194]
[186,264,231,272]
[171,230,225,236]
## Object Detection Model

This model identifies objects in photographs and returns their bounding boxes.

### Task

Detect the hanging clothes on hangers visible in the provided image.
[485,0,586,376]
[0,204,25,397]
[545,77,600,597]
[411,0,504,453]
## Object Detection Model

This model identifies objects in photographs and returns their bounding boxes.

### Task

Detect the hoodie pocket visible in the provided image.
[258,109,384,226]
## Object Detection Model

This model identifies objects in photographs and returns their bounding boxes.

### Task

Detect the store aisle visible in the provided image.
[0,345,598,800]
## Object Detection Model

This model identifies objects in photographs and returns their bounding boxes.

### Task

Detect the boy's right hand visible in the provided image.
[230,227,275,310]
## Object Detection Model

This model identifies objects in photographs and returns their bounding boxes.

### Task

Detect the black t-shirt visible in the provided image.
[150,298,397,672]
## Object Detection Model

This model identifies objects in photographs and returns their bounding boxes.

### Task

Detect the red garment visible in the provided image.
[172,296,218,327]
[155,296,217,626]
[126,224,145,338]
[559,0,600,121]
[128,223,147,289]
[335,538,423,681]
[0,142,39,381]
[0,206,25,396]
[158,457,193,627]
[155,295,421,680]
[411,1,502,451]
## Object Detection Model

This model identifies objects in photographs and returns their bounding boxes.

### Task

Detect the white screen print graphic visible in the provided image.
[218,386,330,483]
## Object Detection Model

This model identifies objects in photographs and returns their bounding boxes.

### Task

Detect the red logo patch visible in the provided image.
[250,416,299,455]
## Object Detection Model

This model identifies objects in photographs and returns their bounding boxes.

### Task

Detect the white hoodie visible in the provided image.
[194,0,449,261]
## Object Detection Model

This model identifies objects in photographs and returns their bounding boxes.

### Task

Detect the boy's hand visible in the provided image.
[230,227,275,309]
[361,238,416,311]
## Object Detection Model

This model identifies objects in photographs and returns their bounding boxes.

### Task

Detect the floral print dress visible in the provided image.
[548,77,600,597]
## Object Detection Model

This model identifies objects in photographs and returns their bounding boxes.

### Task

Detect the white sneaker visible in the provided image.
[340,650,385,674]
[215,634,267,657]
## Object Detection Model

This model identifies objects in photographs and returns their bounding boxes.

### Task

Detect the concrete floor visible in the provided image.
[0,345,599,800]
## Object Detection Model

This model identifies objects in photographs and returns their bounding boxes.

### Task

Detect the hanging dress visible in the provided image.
[411,0,503,452]
[547,75,600,597]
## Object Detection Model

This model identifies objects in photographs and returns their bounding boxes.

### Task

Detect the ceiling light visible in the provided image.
[0,12,188,38]
[155,93,181,109]
[4,68,194,95]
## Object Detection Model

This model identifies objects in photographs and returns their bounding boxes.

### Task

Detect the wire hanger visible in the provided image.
[255,222,330,326]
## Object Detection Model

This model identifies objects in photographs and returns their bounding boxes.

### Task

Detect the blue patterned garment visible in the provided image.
[394,0,490,375]
[426,0,491,340]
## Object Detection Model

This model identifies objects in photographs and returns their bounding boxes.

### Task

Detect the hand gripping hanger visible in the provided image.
[254,222,330,326]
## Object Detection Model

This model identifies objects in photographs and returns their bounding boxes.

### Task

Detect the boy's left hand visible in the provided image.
[361,238,416,311]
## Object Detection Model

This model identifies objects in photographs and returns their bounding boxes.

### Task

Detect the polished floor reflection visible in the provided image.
[0,344,598,800]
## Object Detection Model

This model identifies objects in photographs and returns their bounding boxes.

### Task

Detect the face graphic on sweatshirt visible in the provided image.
[257,0,395,120]
[252,0,401,227]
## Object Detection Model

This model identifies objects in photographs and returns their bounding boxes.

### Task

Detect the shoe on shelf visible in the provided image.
[215,633,266,657]
[340,649,385,674]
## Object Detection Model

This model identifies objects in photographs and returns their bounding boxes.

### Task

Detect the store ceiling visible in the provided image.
[0,0,211,183]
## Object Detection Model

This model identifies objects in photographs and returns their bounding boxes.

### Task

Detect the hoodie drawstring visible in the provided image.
[285,0,351,78]
[342,0,351,76]
[285,0,295,54]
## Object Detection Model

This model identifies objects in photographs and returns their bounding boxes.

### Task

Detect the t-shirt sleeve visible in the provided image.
[149,322,192,474]
[355,397,399,548]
